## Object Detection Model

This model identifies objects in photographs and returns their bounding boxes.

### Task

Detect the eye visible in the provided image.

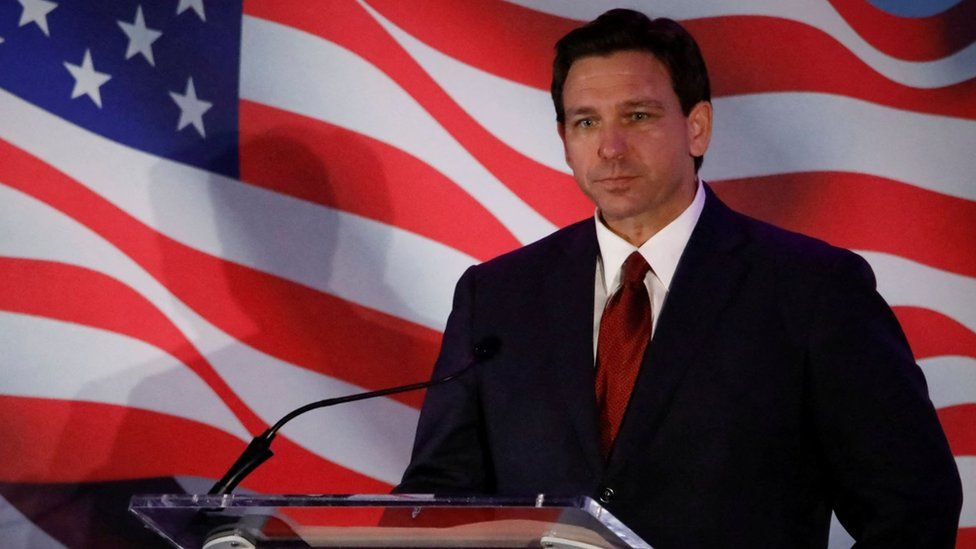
[630,112,649,121]
[575,118,595,129]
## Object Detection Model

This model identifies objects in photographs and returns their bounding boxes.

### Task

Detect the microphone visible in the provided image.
[208,337,501,495]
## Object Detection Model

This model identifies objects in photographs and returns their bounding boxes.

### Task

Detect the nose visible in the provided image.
[597,126,626,160]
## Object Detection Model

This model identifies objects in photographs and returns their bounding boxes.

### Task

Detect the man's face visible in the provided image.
[558,50,711,237]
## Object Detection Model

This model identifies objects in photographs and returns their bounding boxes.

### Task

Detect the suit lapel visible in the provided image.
[607,188,750,475]
[542,220,605,478]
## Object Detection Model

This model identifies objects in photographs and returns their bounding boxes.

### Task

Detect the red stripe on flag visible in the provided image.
[0,257,267,434]
[0,139,439,408]
[351,1,976,120]
[359,0,575,90]
[0,396,390,493]
[957,527,976,549]
[826,0,976,61]
[364,0,976,80]
[239,100,520,261]
[244,0,593,228]
[249,428,393,495]
[937,404,976,456]
[894,306,976,361]
[694,16,976,121]
[711,173,976,279]
[0,395,242,483]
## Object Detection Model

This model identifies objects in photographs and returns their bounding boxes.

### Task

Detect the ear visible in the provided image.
[686,101,712,158]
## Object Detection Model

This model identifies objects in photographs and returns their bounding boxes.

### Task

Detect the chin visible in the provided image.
[598,206,644,224]
[595,196,643,217]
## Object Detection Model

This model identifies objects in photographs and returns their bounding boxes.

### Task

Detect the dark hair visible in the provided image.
[551,9,711,171]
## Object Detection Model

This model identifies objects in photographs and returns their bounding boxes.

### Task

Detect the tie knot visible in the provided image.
[621,251,650,285]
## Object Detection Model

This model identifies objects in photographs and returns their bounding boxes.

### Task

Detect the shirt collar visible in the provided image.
[594,179,706,291]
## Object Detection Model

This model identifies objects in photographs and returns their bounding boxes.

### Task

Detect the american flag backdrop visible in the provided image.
[0,0,973,547]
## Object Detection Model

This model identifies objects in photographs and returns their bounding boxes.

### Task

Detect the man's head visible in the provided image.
[552,9,711,172]
[552,9,713,243]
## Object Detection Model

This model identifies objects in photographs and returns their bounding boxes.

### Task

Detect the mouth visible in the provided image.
[594,175,637,187]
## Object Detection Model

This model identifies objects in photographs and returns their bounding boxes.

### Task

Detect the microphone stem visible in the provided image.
[208,352,487,495]
[268,374,461,438]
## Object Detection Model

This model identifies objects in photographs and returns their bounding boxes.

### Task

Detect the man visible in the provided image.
[396,9,962,547]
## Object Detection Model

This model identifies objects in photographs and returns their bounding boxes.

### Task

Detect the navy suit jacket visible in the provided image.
[396,188,962,548]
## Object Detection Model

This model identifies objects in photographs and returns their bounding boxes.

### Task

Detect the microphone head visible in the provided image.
[473,336,501,360]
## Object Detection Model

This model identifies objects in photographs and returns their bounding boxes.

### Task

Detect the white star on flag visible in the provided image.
[63,49,111,108]
[169,77,212,138]
[17,0,58,37]
[176,0,206,22]
[118,5,162,66]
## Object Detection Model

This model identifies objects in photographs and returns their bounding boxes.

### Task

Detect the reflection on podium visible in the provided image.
[130,494,652,548]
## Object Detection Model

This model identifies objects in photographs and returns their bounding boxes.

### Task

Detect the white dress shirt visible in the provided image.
[592,180,706,361]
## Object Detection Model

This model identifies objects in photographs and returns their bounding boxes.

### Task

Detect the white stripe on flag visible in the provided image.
[859,250,976,335]
[705,93,976,202]
[0,311,251,442]
[918,356,976,410]
[205,334,418,485]
[0,88,475,331]
[506,0,976,88]
[959,456,976,527]
[240,15,557,245]
[0,183,416,483]
[0,494,66,549]
[358,0,570,175]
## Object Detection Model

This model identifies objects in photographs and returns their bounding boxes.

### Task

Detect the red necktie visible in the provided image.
[595,251,652,459]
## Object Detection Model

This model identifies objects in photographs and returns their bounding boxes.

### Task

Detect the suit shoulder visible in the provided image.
[469,218,595,281]
[731,209,874,286]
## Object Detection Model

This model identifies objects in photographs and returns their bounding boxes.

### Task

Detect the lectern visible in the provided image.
[129,494,652,548]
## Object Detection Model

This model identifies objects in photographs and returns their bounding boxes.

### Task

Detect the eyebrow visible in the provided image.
[565,99,666,119]
[622,99,666,110]
[566,106,597,119]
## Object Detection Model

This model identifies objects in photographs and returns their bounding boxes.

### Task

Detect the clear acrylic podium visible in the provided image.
[129,494,652,548]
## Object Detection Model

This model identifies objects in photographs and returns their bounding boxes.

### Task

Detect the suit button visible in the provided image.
[599,487,614,503]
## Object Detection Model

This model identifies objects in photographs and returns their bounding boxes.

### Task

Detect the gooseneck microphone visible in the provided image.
[208,337,501,495]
